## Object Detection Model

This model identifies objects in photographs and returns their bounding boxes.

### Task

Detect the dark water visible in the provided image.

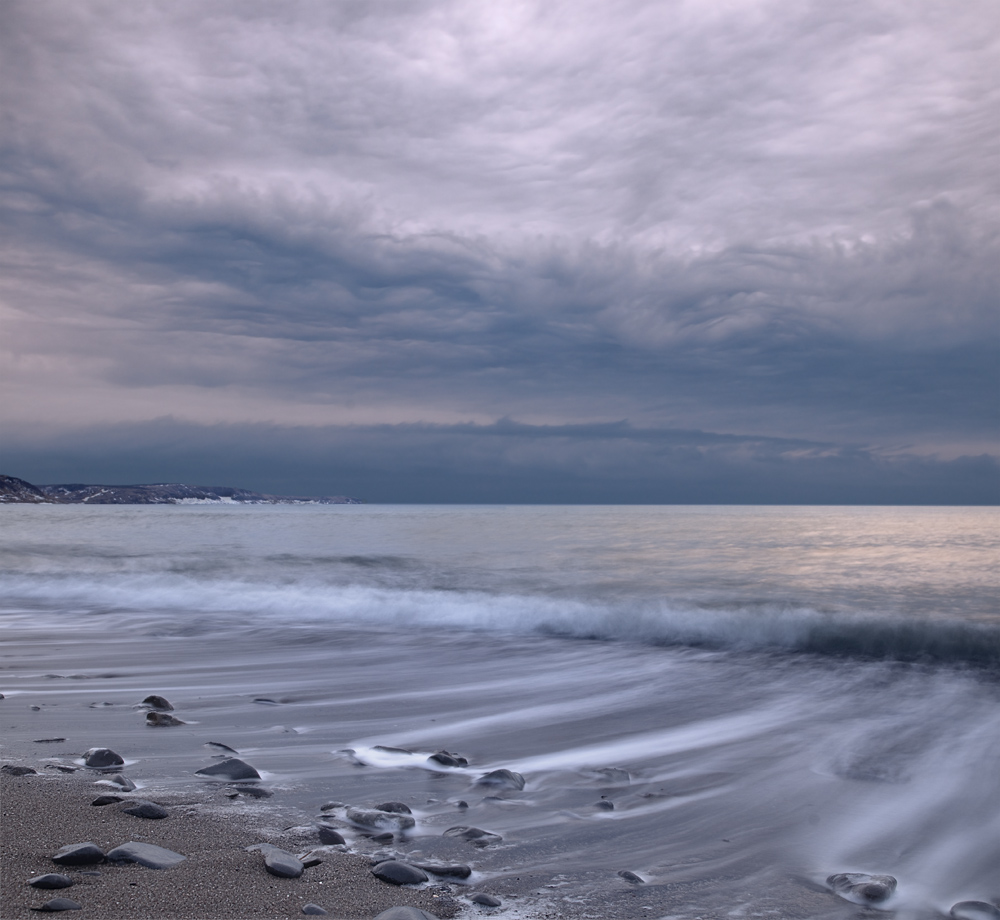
[1,505,998,918]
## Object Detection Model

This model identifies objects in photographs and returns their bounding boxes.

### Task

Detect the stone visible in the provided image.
[951,903,1000,920]
[414,863,472,879]
[471,893,502,906]
[31,898,82,911]
[91,795,123,806]
[370,832,394,844]
[253,697,281,705]
[595,800,615,810]
[375,801,412,814]
[443,826,502,847]
[373,909,441,920]
[254,844,304,879]
[27,874,73,889]
[317,826,346,845]
[146,711,186,726]
[827,873,897,904]
[106,842,186,869]
[33,738,67,744]
[195,757,261,781]
[346,806,415,831]
[205,741,239,754]
[371,860,428,886]
[593,767,631,784]
[45,764,78,774]
[456,800,469,809]
[2,764,37,776]
[101,774,136,792]
[428,750,468,767]
[229,784,272,798]
[297,850,324,868]
[141,695,173,711]
[82,748,124,769]
[121,800,169,819]
[475,769,525,790]
[52,843,104,866]
[372,745,412,754]
[302,905,329,915]
[618,870,644,884]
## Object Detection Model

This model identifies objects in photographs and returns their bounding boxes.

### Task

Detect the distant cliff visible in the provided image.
[0,474,362,505]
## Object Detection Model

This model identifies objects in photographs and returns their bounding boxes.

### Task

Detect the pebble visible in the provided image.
[346,806,415,831]
[428,750,468,767]
[27,874,74,889]
[373,909,441,920]
[52,843,105,866]
[302,905,329,915]
[371,860,429,886]
[297,849,324,868]
[443,826,502,847]
[471,893,502,907]
[317,826,346,845]
[375,801,412,814]
[414,863,473,879]
[827,872,897,904]
[45,764,78,774]
[372,745,412,754]
[595,800,615,810]
[121,800,169,819]
[951,903,1000,920]
[82,748,124,769]
[1,764,37,776]
[106,841,186,869]
[31,898,82,912]
[195,757,261,781]
[254,844,304,879]
[140,694,173,711]
[370,832,394,843]
[475,768,525,790]
[205,741,239,754]
[101,774,136,791]
[228,784,272,798]
[33,738,67,744]
[594,767,631,784]
[91,795,123,806]
[618,870,644,884]
[146,711,186,726]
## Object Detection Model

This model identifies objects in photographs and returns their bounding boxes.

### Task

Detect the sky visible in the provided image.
[1,0,998,502]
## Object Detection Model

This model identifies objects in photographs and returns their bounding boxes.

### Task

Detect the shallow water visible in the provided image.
[1,505,998,918]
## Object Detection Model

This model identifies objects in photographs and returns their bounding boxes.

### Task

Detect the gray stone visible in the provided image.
[27,874,73,889]
[82,748,124,769]
[372,745,412,754]
[951,903,1000,920]
[302,905,329,915]
[91,795,122,806]
[595,800,615,810]
[475,769,524,790]
[471,893,501,906]
[52,843,104,866]
[373,909,440,920]
[195,757,261,781]
[229,784,272,798]
[827,873,897,904]
[140,695,173,711]
[594,766,631,785]
[31,898,82,911]
[33,738,67,744]
[443,826,502,847]
[371,860,428,886]
[121,800,168,819]
[618,870,644,884]
[255,844,304,879]
[375,801,412,814]
[205,741,239,754]
[106,841,186,869]
[346,806,415,831]
[414,863,472,879]
[297,850,324,868]
[102,774,136,792]
[428,750,468,767]
[317,826,346,845]
[146,711,186,726]
[2,764,37,776]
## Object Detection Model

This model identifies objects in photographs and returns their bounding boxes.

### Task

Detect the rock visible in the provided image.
[302,905,329,915]
[27,874,74,889]
[205,741,239,754]
[319,801,344,811]
[253,697,281,705]
[595,800,615,810]
[414,863,472,879]
[90,795,123,806]
[371,860,428,886]
[428,750,468,767]
[297,850,324,868]
[106,842,186,869]
[1,764,37,776]
[101,774,136,791]
[346,807,415,831]
[370,832,394,843]
[372,745,412,754]
[140,695,173,711]
[317,826,346,845]
[31,898,82,911]
[121,800,169,819]
[471,893,502,906]
[33,738,67,744]
[475,769,525,791]
[229,784,272,798]
[52,843,105,866]
[375,801,412,815]
[443,826,502,847]
[593,766,631,784]
[146,711,186,726]
[82,748,124,769]
[456,800,469,809]
[827,873,897,904]
[254,844,304,879]
[44,764,78,774]
[618,870,644,883]
[373,909,441,920]
[951,903,1000,920]
[195,757,261,781]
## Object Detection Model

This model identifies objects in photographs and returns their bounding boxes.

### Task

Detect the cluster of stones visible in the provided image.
[825,872,1000,919]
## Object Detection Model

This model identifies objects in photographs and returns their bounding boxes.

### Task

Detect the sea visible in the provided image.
[1,504,998,919]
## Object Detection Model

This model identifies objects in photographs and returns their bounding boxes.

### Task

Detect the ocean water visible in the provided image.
[1,505,998,918]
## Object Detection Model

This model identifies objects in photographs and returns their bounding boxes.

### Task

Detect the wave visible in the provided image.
[2,573,998,668]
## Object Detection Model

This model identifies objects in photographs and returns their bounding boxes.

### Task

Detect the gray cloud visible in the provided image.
[1,0,997,498]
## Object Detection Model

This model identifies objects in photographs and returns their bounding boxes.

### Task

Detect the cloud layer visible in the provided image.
[2,0,997,500]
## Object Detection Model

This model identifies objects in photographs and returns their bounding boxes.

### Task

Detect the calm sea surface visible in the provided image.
[2,505,998,918]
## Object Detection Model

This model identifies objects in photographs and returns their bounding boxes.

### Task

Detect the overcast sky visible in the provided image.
[2,0,997,502]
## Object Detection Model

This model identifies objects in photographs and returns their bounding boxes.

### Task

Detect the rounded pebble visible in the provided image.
[31,898,82,912]
[317,826,346,845]
[141,694,173,711]
[371,860,429,886]
[27,874,73,890]
[475,768,525,790]
[375,801,412,814]
[82,748,124,769]
[52,843,105,866]
[618,869,644,883]
[121,800,169,819]
[827,872,897,904]
[471,893,502,906]
[195,757,261,781]
[1,764,37,776]
[302,905,329,916]
[91,795,122,806]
